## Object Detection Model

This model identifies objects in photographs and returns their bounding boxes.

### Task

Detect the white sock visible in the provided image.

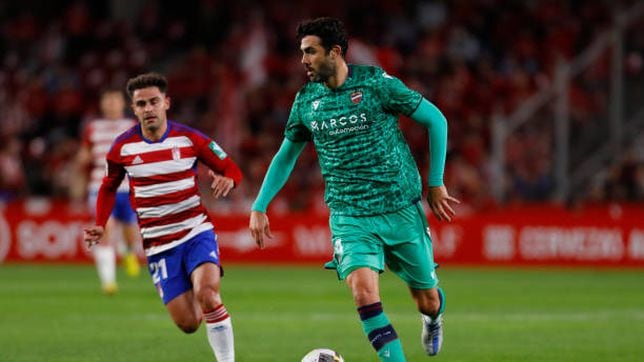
[204,305,235,362]
[93,245,116,287]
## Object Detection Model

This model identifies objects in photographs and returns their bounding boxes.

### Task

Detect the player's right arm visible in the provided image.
[249,138,306,248]
[83,156,125,248]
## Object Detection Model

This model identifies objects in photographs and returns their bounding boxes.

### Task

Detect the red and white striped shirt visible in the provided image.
[95,121,243,256]
[82,118,137,193]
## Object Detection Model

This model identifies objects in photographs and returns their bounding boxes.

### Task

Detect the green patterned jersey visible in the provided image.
[285,64,423,216]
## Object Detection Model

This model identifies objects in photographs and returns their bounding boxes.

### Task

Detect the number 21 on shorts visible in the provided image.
[150,258,168,284]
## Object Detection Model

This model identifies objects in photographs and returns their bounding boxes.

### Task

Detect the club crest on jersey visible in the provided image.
[312,100,321,110]
[172,146,181,160]
[208,141,227,160]
[350,91,363,104]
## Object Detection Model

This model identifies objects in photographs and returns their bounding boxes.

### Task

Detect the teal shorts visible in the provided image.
[327,202,439,289]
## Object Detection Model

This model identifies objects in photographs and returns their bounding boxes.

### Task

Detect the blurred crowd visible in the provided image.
[1,0,643,213]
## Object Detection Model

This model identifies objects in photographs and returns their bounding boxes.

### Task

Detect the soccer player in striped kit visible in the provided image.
[72,88,141,295]
[83,73,241,361]
[249,18,459,361]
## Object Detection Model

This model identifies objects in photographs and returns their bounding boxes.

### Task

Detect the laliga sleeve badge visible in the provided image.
[209,141,227,160]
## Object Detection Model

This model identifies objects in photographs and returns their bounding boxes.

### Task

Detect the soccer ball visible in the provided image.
[301,348,345,362]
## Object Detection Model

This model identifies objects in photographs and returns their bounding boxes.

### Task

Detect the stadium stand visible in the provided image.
[0,0,642,211]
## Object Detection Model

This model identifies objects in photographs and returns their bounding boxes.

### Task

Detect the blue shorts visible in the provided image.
[88,190,137,223]
[146,231,221,304]
[112,192,137,223]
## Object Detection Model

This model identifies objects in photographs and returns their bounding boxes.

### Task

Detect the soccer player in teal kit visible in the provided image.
[249,18,459,361]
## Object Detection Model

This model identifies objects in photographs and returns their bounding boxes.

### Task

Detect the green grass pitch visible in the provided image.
[1,264,643,361]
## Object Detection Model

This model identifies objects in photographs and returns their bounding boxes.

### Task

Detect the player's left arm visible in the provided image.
[195,136,243,199]
[374,69,460,221]
[410,98,460,222]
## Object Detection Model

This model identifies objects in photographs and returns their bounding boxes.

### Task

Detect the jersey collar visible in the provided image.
[138,121,172,143]
[326,64,354,92]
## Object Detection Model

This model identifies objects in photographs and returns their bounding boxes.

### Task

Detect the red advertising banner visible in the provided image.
[1,199,643,266]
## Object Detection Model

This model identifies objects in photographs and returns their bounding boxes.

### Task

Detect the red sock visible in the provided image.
[203,304,229,324]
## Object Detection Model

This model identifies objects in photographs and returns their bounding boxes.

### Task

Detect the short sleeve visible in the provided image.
[374,68,423,116]
[284,92,312,142]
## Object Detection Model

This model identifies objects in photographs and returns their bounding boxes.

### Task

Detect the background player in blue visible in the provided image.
[249,18,460,361]
[72,88,141,294]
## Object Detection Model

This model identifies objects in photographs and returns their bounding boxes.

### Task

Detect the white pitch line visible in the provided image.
[237,310,644,323]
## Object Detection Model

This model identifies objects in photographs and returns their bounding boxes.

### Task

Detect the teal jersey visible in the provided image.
[285,64,423,216]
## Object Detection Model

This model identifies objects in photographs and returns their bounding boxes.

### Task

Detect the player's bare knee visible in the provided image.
[175,318,201,334]
[178,324,200,334]
[351,286,379,306]
[194,285,222,310]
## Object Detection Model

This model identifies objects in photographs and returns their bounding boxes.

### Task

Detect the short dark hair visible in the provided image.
[296,17,348,57]
[125,72,168,99]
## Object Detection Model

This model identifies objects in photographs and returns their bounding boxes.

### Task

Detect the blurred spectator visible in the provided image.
[0,136,25,202]
[0,0,641,211]
[588,137,644,203]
